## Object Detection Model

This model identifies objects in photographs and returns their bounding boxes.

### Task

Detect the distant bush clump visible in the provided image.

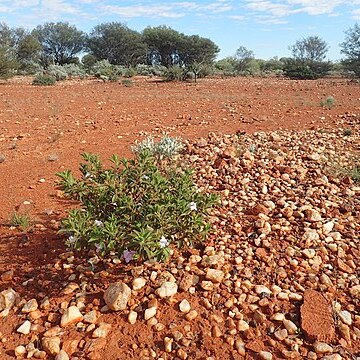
[32,74,56,86]
[47,65,68,81]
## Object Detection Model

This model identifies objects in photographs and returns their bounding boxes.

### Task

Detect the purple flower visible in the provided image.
[95,243,103,253]
[123,250,136,263]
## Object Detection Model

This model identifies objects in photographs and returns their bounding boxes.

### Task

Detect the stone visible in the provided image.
[60,306,83,327]
[300,290,335,342]
[349,285,360,298]
[205,269,224,283]
[185,310,198,321]
[237,320,249,331]
[179,299,191,313]
[314,342,333,354]
[132,277,146,291]
[322,354,342,360]
[259,351,273,360]
[22,299,38,313]
[338,311,352,326]
[337,259,354,274]
[156,282,178,298]
[283,319,297,335]
[55,350,70,360]
[235,339,246,356]
[302,249,316,259]
[211,325,222,337]
[42,336,61,355]
[302,229,320,245]
[144,307,157,320]
[92,323,111,338]
[104,282,131,311]
[1,270,14,281]
[0,288,18,311]
[255,285,272,296]
[274,329,288,341]
[17,320,31,334]
[305,209,322,222]
[164,337,173,352]
[128,311,137,324]
[14,345,26,356]
[83,310,97,324]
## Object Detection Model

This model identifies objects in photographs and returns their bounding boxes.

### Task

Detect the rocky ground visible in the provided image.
[0,112,359,359]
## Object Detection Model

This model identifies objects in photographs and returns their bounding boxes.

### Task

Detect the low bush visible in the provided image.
[47,65,68,81]
[32,74,56,86]
[56,137,218,262]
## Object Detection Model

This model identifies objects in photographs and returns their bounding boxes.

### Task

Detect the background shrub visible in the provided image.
[32,74,56,85]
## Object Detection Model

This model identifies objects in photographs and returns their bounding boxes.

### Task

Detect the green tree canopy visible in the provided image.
[290,36,328,62]
[87,22,146,66]
[143,26,184,67]
[340,23,360,77]
[284,36,331,79]
[33,22,86,65]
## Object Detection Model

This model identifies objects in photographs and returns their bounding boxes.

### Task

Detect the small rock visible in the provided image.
[211,325,222,337]
[92,323,111,338]
[1,270,14,281]
[22,299,38,313]
[128,311,137,324]
[349,285,360,298]
[60,306,83,327]
[274,329,288,341]
[305,209,322,222]
[255,285,272,296]
[14,345,26,356]
[156,282,178,298]
[0,288,18,311]
[104,282,131,311]
[83,310,97,324]
[42,336,61,355]
[259,351,273,360]
[235,339,246,355]
[237,320,249,331]
[164,337,173,352]
[55,350,70,360]
[322,354,342,360]
[144,307,157,320]
[283,319,297,335]
[132,278,146,291]
[179,299,191,313]
[338,310,352,326]
[314,342,333,354]
[185,310,198,321]
[205,269,224,283]
[17,320,31,334]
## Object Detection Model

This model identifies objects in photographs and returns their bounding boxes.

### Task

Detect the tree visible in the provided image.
[290,36,328,62]
[143,26,184,67]
[88,22,146,66]
[284,36,332,79]
[233,46,255,73]
[178,35,219,81]
[340,23,360,77]
[33,22,86,65]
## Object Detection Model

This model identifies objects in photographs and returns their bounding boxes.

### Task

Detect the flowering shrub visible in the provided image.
[56,140,218,262]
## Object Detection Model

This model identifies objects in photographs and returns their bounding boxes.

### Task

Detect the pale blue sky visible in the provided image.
[0,0,358,60]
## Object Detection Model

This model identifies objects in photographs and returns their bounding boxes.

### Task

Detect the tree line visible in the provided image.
[0,21,360,81]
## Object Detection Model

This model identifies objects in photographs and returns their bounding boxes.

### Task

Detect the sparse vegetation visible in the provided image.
[10,212,32,230]
[32,74,56,85]
[56,137,218,261]
[320,96,335,109]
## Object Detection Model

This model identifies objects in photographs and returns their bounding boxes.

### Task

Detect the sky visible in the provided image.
[0,0,359,61]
